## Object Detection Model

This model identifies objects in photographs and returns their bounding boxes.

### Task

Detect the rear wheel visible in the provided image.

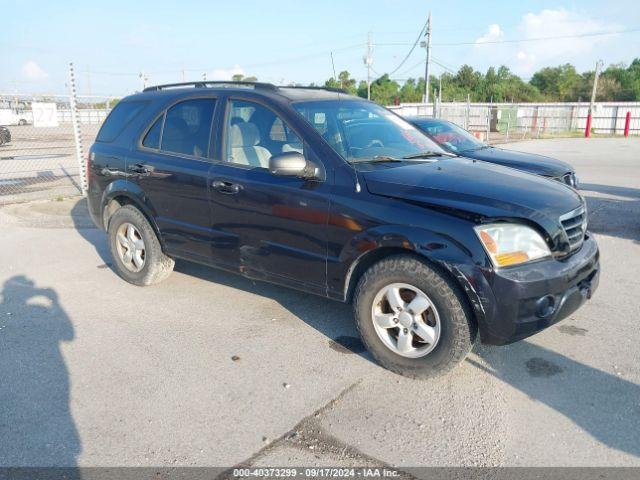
[107,205,174,286]
[353,255,476,378]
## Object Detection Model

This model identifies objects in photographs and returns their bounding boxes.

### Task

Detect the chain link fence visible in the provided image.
[389,101,640,143]
[0,93,116,205]
[2,89,639,205]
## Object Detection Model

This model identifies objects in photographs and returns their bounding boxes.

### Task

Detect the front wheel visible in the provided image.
[353,255,476,378]
[107,205,174,286]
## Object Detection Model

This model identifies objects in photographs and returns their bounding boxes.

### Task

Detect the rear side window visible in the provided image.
[96,101,146,143]
[160,99,216,158]
[142,116,163,149]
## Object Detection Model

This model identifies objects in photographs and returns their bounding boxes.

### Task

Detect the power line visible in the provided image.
[395,56,456,79]
[383,19,428,77]
[378,27,640,47]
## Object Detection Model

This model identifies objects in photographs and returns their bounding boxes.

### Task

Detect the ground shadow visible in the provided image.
[69,198,368,362]
[174,260,371,361]
[581,182,640,244]
[0,276,80,468]
[471,341,640,458]
[70,197,111,265]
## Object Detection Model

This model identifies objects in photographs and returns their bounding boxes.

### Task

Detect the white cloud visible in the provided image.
[21,61,48,81]
[475,24,504,44]
[514,9,619,73]
[472,8,621,75]
[207,65,245,81]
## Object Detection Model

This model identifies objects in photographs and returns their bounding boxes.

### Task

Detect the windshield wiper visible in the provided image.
[462,145,491,152]
[402,151,456,159]
[350,155,403,164]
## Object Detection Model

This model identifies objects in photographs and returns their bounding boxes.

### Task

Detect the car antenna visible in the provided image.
[334,91,361,192]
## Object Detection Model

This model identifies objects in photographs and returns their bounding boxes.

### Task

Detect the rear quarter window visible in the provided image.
[96,101,147,143]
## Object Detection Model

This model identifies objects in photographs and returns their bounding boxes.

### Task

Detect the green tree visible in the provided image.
[370,74,400,105]
[314,58,640,105]
[356,80,369,99]
[231,74,258,82]
[530,64,583,101]
[399,77,425,102]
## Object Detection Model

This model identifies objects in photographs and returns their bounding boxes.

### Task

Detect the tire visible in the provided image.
[107,205,174,286]
[353,254,476,378]
[18,119,27,126]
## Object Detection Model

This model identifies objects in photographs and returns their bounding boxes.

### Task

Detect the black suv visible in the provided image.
[87,82,599,377]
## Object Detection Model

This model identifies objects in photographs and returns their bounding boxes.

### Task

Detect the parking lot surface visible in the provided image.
[1,137,639,468]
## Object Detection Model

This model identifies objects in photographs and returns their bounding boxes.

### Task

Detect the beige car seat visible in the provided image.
[229,123,272,168]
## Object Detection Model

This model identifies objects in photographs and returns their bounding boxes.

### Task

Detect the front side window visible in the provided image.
[414,120,484,153]
[160,99,216,158]
[96,101,146,143]
[225,100,303,168]
[293,100,445,163]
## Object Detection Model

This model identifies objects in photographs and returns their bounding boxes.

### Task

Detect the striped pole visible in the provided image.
[68,62,87,195]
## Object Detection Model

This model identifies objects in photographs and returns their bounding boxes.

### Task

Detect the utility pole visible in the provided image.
[585,59,603,138]
[139,72,148,90]
[364,32,373,100]
[420,12,432,103]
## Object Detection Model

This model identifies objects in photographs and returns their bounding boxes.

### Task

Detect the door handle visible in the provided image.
[128,163,150,175]
[212,180,242,195]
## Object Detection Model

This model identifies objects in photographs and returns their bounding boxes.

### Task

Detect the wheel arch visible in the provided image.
[100,181,165,249]
[341,226,485,332]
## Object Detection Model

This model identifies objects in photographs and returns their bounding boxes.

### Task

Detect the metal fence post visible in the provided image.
[486,105,490,142]
[465,94,471,130]
[68,62,86,196]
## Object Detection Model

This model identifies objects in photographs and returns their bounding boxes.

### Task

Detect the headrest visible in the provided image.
[230,122,260,147]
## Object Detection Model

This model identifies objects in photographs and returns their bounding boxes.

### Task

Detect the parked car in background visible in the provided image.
[87,82,598,378]
[0,108,31,126]
[0,126,11,146]
[407,117,579,188]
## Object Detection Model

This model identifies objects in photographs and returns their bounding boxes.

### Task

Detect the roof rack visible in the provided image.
[143,81,348,94]
[143,81,278,92]
[280,85,347,94]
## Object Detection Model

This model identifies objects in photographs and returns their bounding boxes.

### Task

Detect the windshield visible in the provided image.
[293,100,446,163]
[412,119,485,153]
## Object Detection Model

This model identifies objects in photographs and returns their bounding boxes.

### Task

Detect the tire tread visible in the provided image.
[353,254,476,378]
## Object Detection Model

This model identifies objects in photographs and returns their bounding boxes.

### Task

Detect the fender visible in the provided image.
[337,224,474,296]
[334,224,490,332]
[100,179,165,248]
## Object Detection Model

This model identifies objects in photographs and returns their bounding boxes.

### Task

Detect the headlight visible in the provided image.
[474,223,551,267]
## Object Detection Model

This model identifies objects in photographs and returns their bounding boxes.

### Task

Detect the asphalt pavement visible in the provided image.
[0,137,638,468]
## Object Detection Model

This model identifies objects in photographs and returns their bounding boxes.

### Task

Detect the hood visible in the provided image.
[362,157,583,241]
[461,147,573,178]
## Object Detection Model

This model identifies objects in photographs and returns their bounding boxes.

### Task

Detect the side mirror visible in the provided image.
[269,152,314,178]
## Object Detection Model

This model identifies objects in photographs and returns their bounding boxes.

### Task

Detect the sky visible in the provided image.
[2,0,640,98]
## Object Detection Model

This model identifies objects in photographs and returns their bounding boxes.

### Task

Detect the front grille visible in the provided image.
[560,206,587,252]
